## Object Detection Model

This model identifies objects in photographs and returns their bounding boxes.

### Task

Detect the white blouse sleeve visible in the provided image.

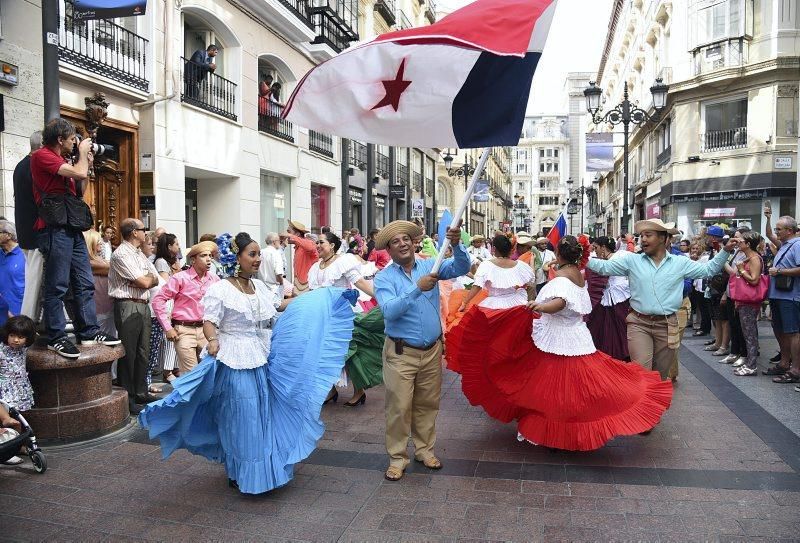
[535,277,592,316]
[202,281,225,326]
[472,261,491,288]
[341,255,364,285]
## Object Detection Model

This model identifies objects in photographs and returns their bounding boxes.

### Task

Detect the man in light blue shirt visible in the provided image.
[588,219,736,380]
[765,215,800,383]
[374,220,469,481]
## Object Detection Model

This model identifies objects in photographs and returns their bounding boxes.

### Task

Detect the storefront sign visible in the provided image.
[348,188,363,205]
[703,207,736,218]
[670,190,768,204]
[375,196,386,209]
[139,195,156,210]
[646,203,661,219]
[389,184,406,199]
[775,156,793,169]
[411,199,424,219]
[74,0,147,20]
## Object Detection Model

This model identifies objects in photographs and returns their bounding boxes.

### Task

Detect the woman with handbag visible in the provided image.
[729,231,766,376]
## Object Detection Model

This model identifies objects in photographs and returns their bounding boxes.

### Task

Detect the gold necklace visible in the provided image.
[231,275,255,295]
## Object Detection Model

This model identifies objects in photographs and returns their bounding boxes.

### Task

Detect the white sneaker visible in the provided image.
[2,456,24,465]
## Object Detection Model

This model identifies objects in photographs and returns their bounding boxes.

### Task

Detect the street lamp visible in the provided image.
[443,149,477,231]
[512,194,530,234]
[567,176,600,234]
[584,78,669,234]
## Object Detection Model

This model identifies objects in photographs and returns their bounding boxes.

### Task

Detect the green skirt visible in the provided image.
[345,307,385,390]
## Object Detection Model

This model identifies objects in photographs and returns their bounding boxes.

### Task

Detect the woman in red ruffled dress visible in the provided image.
[446,235,673,451]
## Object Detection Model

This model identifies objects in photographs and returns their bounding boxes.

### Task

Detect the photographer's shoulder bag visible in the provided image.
[773,239,798,292]
[38,172,94,232]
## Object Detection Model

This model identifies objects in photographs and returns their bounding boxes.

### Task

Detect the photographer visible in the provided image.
[29,118,120,358]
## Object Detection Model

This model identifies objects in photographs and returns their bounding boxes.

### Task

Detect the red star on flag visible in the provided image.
[371,59,412,112]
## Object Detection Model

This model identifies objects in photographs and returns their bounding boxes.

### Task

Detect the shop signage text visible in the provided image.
[704,207,736,218]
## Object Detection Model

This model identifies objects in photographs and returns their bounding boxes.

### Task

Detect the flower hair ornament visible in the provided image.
[215,233,239,278]
[577,234,591,270]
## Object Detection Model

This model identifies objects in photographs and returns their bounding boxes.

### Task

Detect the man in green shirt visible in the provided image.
[587,219,736,379]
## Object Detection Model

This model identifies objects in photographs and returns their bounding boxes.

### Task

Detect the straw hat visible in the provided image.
[288,220,309,234]
[634,219,676,234]
[187,240,218,258]
[536,237,548,244]
[375,221,424,250]
[516,232,535,246]
[470,235,486,243]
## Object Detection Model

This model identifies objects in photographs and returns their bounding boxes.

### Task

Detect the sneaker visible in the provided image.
[731,358,746,368]
[48,337,80,359]
[2,456,24,465]
[734,366,757,376]
[80,333,121,346]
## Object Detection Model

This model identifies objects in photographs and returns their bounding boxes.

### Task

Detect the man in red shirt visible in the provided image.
[284,220,318,294]
[30,118,120,358]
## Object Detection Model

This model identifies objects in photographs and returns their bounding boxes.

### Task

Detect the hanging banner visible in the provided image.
[74,0,147,20]
[411,198,424,219]
[472,180,490,202]
[586,132,614,172]
[646,203,661,219]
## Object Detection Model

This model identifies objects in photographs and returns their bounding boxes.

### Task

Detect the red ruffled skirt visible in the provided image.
[444,289,488,373]
[446,305,674,451]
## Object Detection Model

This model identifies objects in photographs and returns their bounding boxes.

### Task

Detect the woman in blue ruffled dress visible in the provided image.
[139,232,356,494]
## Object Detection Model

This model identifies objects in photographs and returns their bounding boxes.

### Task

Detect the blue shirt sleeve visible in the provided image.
[437,242,470,280]
[681,250,730,279]
[374,268,424,321]
[587,253,630,276]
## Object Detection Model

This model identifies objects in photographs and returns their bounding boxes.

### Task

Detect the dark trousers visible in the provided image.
[36,227,100,342]
[726,297,745,356]
[113,300,151,399]
[690,290,711,334]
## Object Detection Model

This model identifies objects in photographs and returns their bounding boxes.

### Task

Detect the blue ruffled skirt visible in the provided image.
[138,288,356,494]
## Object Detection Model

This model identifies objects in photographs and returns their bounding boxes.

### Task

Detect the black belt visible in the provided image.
[629,309,674,321]
[389,336,441,354]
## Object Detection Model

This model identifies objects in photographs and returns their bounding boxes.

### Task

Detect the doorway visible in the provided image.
[185,178,198,246]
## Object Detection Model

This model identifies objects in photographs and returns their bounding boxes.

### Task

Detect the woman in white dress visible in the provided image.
[308,231,377,406]
[457,234,535,311]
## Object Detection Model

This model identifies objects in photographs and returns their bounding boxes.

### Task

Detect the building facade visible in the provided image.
[590,0,799,238]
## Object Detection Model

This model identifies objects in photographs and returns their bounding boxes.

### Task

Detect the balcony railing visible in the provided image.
[375,0,397,26]
[59,2,148,91]
[349,141,367,169]
[656,145,671,167]
[425,177,434,197]
[397,163,409,184]
[693,38,747,76]
[181,57,237,120]
[424,0,436,24]
[701,127,747,152]
[398,10,413,30]
[277,0,314,28]
[258,100,293,142]
[377,151,390,178]
[311,10,357,53]
[309,130,333,157]
[412,171,422,192]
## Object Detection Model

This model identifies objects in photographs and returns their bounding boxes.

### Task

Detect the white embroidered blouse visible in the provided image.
[307,253,364,290]
[532,276,596,356]
[473,260,535,308]
[202,279,279,369]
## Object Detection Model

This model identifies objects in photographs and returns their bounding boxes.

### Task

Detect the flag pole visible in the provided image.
[431,148,491,274]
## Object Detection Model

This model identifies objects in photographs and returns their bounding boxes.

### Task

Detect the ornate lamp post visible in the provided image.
[584,78,669,234]
[443,150,477,230]
[567,176,600,234]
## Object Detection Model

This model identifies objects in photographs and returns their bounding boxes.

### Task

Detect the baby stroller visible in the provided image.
[0,399,46,474]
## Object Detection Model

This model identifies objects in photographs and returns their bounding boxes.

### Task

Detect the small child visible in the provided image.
[0,316,37,412]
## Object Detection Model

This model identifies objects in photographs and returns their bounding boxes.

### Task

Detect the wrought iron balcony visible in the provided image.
[656,145,671,167]
[398,10,413,30]
[375,0,397,26]
[309,130,334,157]
[310,0,358,52]
[701,127,747,152]
[349,141,367,169]
[181,57,237,121]
[258,99,293,142]
[277,0,314,27]
[424,0,436,24]
[412,171,423,192]
[59,1,148,91]
[692,38,747,76]
[425,177,434,197]
[396,163,410,184]
[311,11,357,52]
[377,151,390,178]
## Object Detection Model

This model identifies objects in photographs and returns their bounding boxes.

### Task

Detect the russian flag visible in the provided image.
[284,0,557,148]
[547,211,567,247]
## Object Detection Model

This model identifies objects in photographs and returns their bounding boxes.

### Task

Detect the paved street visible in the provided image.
[2,323,800,542]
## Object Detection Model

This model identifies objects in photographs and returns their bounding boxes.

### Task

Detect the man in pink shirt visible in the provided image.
[152,241,219,373]
[284,220,318,294]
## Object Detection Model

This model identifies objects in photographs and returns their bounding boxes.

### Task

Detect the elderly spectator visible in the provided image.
[109,218,161,413]
[14,131,43,320]
[0,221,25,326]
[30,118,119,357]
[258,233,285,298]
[765,216,800,384]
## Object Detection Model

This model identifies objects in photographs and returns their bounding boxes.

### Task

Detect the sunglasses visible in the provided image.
[135,227,147,232]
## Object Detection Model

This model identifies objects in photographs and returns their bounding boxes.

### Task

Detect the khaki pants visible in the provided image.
[668,297,691,381]
[626,311,680,380]
[383,337,443,469]
[174,324,207,374]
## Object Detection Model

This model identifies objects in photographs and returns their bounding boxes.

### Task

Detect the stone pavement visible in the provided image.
[1,323,800,542]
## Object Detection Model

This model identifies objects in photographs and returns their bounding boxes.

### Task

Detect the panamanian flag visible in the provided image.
[284,0,557,148]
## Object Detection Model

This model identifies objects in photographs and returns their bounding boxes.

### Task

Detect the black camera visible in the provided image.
[72,134,115,160]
